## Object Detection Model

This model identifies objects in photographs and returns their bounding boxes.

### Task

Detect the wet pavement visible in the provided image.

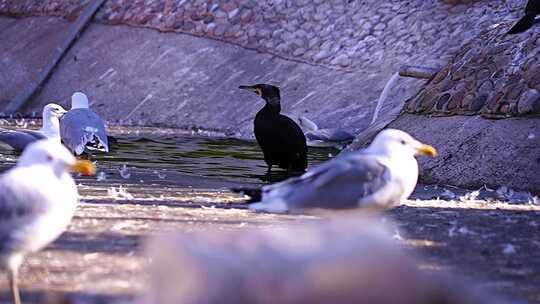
[0,126,538,303]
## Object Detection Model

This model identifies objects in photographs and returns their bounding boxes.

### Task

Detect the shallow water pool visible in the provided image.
[0,134,337,184]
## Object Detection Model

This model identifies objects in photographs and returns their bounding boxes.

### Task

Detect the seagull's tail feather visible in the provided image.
[80,135,109,154]
[507,13,537,34]
[230,187,262,203]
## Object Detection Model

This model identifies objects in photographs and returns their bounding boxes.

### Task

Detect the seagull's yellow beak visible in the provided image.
[70,160,96,176]
[416,144,437,157]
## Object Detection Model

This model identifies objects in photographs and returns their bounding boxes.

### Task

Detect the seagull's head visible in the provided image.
[18,139,96,176]
[239,84,281,106]
[71,92,89,109]
[369,129,437,158]
[43,103,68,119]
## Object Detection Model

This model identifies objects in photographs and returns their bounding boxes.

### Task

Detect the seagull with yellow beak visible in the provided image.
[249,129,437,213]
[0,139,95,304]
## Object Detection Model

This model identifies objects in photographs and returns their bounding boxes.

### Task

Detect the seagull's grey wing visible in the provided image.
[60,109,109,155]
[0,129,40,151]
[20,130,46,140]
[306,129,355,142]
[0,175,48,254]
[263,155,397,210]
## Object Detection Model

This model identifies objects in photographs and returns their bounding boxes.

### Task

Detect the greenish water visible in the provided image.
[0,136,336,184]
[101,136,336,183]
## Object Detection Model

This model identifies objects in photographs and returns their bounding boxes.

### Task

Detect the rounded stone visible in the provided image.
[436,93,451,111]
[478,80,494,95]
[418,88,438,112]
[293,48,307,56]
[471,94,488,112]
[447,90,465,112]
[461,93,475,110]
[330,54,351,67]
[506,83,524,101]
[518,89,540,114]
[313,50,331,61]
[431,65,449,85]
[484,91,504,113]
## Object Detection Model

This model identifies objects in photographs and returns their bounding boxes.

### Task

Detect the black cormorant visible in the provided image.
[239,84,308,174]
[508,0,540,34]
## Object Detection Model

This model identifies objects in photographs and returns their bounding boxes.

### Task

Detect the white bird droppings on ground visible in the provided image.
[119,164,131,179]
[108,186,135,200]
[502,244,516,255]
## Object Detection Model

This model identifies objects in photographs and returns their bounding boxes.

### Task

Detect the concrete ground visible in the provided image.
[0,166,537,304]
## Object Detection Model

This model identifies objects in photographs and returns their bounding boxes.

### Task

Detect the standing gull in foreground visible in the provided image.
[297,116,355,149]
[60,92,109,155]
[249,129,437,213]
[0,104,67,151]
[0,139,95,304]
[508,0,540,34]
[239,84,307,173]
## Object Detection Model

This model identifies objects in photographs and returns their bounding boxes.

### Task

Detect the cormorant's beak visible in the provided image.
[239,85,262,97]
[70,160,96,176]
[416,144,437,157]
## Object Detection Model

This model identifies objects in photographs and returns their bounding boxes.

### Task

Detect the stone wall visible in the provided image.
[405,23,540,118]
[0,0,528,72]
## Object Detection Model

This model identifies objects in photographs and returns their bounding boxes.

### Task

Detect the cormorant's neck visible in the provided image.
[261,102,281,114]
[262,97,281,113]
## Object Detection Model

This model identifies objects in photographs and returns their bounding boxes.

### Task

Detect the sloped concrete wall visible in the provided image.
[0,15,424,137]
[0,0,531,135]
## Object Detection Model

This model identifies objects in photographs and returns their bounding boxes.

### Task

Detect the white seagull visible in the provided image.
[60,92,109,155]
[249,129,437,213]
[0,139,95,304]
[0,104,67,151]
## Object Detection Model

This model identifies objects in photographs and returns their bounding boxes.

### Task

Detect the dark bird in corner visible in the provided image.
[239,84,308,174]
[508,0,540,34]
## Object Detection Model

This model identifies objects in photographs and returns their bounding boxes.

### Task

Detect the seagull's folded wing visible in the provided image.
[0,130,41,151]
[60,109,109,154]
[261,154,396,210]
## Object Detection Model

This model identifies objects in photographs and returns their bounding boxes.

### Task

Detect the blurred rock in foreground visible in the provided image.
[143,217,504,304]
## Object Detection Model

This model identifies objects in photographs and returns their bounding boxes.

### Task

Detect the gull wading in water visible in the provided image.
[0,139,95,304]
[0,104,67,151]
[249,129,437,213]
[60,92,110,155]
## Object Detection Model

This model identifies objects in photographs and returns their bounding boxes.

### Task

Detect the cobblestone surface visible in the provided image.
[0,0,527,72]
[405,22,540,117]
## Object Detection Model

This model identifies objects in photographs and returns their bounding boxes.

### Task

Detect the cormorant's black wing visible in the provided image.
[278,114,307,170]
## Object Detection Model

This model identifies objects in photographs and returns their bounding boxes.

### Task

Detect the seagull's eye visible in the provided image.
[46,155,53,162]
[400,140,406,145]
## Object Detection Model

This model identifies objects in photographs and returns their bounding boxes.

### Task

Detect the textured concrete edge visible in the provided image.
[386,114,540,193]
